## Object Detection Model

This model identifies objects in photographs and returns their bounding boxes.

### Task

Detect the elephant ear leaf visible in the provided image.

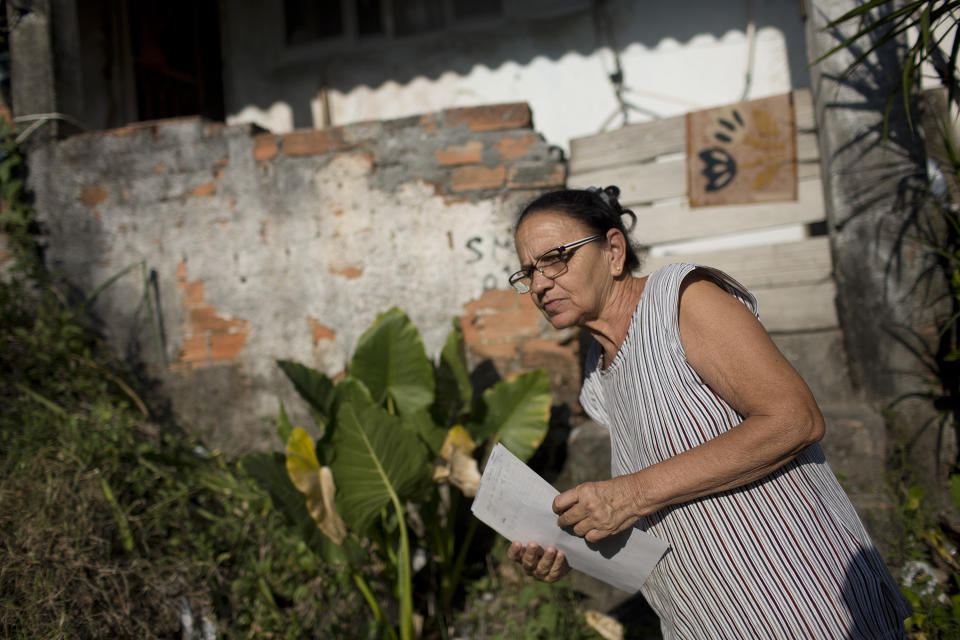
[348,308,435,417]
[276,402,294,445]
[278,360,336,432]
[432,317,473,426]
[330,402,432,534]
[471,370,551,463]
[285,427,348,544]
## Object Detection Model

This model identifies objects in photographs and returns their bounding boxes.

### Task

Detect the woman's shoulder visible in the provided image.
[640,262,699,301]
[643,262,757,317]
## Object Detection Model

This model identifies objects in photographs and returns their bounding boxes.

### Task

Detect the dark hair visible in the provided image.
[516,185,642,272]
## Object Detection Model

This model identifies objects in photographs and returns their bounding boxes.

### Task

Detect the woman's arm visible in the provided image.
[554,272,825,542]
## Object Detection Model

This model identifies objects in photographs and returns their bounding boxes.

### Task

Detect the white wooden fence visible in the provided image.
[567,89,835,334]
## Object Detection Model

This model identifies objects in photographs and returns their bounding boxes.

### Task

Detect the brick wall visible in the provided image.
[27,103,574,451]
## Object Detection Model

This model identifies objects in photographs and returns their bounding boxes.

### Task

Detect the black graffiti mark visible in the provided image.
[465,236,484,264]
[713,109,744,144]
[698,148,737,192]
[465,235,513,265]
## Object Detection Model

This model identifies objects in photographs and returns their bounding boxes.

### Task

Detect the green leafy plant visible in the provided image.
[889,466,960,638]
[0,273,371,639]
[0,113,370,639]
[0,119,42,281]
[814,8,960,636]
[263,308,552,639]
[815,0,960,133]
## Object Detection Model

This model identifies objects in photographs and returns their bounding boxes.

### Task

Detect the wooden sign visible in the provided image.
[686,93,797,207]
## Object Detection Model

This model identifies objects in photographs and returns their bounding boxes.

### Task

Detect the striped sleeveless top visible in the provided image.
[579,263,910,640]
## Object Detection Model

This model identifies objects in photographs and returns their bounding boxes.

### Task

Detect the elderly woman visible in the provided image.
[506,186,911,639]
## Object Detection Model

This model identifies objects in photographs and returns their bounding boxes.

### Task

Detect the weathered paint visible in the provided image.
[27,105,566,452]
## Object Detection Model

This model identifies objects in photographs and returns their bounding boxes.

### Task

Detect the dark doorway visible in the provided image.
[128,0,224,122]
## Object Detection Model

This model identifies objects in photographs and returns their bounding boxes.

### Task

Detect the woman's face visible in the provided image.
[514,210,614,330]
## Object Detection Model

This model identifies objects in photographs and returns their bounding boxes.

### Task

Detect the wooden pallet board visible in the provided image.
[569,89,817,176]
[642,237,833,290]
[753,281,838,332]
[568,131,820,205]
[628,179,825,246]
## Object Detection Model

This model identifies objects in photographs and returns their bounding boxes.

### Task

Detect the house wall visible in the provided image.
[219,0,810,152]
[26,103,573,452]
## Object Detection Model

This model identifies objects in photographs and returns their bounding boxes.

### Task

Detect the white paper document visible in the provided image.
[471,443,670,593]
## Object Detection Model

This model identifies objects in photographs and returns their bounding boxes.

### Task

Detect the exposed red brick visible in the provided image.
[497,133,539,160]
[468,341,518,361]
[517,293,539,313]
[520,338,581,400]
[308,317,337,343]
[190,306,247,333]
[445,103,531,132]
[450,165,506,192]
[188,183,215,197]
[107,125,137,137]
[79,186,109,207]
[462,288,519,314]
[172,264,250,367]
[281,129,344,156]
[330,265,363,279]
[520,338,576,365]
[183,281,205,307]
[179,335,208,363]
[435,141,484,166]
[459,315,482,346]
[209,331,248,360]
[253,133,279,161]
[419,113,438,133]
[213,156,229,169]
[475,309,541,341]
[153,163,166,174]
[507,162,566,189]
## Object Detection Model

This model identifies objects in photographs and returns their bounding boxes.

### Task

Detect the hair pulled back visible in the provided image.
[516,185,642,272]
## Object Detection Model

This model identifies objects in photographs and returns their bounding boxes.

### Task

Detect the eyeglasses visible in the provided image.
[508,235,602,293]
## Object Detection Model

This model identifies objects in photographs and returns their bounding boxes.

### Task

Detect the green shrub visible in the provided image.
[264,308,553,639]
[0,271,367,638]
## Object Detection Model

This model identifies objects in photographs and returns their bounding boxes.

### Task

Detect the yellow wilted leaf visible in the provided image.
[285,427,347,543]
[433,425,481,498]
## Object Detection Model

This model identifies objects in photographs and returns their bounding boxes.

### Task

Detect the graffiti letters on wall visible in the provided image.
[465,234,515,290]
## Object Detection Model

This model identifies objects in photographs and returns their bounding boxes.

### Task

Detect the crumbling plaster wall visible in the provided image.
[27,103,570,452]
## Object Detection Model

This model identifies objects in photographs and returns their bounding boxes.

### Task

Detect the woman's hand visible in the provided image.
[507,541,570,582]
[553,478,642,543]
